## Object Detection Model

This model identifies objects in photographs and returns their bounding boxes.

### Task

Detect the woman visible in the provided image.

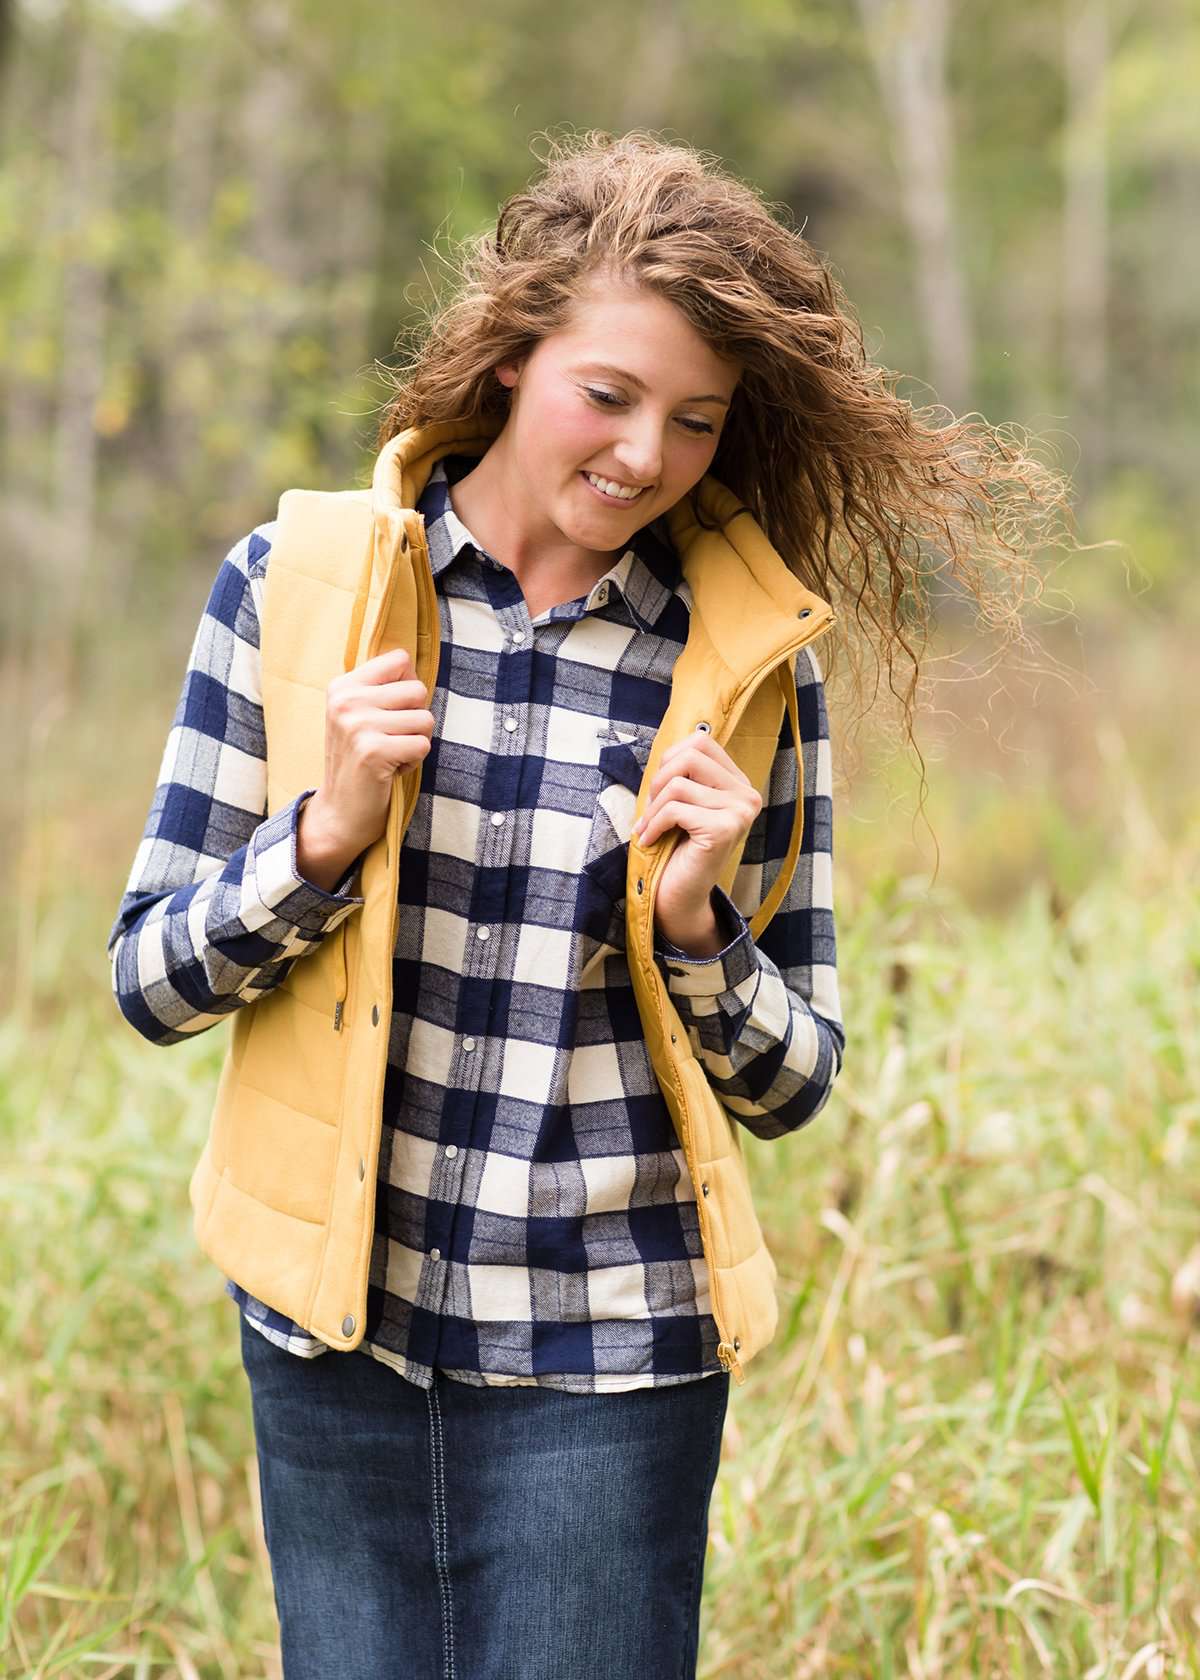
[108,131,1069,1678]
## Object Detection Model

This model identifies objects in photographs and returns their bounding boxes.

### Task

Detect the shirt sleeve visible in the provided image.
[651,643,845,1140]
[106,525,365,1047]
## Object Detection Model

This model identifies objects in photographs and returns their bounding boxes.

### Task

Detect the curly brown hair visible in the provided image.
[376,127,1078,808]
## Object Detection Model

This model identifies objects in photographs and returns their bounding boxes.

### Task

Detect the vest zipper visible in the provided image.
[331,924,348,1031]
[652,604,837,1386]
[336,508,426,1032]
[676,1118,744,1383]
[332,511,405,1034]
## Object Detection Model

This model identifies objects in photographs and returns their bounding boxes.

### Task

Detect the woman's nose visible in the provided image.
[612,425,663,485]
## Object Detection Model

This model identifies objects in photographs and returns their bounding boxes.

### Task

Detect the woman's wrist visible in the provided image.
[654,901,724,958]
[296,793,362,894]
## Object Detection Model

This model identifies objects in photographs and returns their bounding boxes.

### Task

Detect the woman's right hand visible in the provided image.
[296,646,434,890]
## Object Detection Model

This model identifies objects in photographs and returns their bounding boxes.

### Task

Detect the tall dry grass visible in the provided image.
[2,597,1197,1677]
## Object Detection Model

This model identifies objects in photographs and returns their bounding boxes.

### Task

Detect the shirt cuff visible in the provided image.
[653,885,759,998]
[243,790,365,935]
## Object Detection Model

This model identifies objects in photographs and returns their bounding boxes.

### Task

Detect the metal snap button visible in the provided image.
[701,1182,710,1197]
[636,878,643,894]
[358,1157,366,1180]
[342,1314,355,1336]
[798,607,811,618]
[400,532,409,554]
[694,720,711,733]
[733,1337,741,1351]
[371,1004,380,1026]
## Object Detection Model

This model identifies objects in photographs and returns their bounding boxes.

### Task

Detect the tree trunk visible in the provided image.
[161,1,220,501]
[618,0,686,131]
[1061,0,1109,494]
[53,4,112,642]
[856,0,974,414]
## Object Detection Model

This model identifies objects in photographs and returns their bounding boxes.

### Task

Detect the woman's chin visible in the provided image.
[552,504,632,553]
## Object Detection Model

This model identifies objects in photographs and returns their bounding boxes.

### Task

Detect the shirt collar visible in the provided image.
[416,456,683,634]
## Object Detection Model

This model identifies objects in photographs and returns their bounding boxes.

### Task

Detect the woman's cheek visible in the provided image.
[535,390,608,461]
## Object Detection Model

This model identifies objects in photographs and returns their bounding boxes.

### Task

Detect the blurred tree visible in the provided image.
[0,0,1194,660]
[855,0,973,412]
[1062,0,1111,495]
[53,0,113,619]
[0,0,13,81]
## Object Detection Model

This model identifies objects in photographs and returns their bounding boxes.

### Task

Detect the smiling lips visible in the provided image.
[582,470,648,504]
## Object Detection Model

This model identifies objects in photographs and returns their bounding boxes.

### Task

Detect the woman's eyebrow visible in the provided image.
[574,362,731,406]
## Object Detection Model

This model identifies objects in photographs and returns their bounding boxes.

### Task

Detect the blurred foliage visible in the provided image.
[0,0,1197,637]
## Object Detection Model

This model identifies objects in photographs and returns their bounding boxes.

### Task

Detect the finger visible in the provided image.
[646,752,742,805]
[353,646,418,684]
[346,678,430,710]
[355,730,432,772]
[636,797,733,848]
[357,705,436,737]
[634,779,728,843]
[658,730,738,772]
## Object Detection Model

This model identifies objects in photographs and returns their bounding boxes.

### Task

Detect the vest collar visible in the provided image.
[371,419,835,677]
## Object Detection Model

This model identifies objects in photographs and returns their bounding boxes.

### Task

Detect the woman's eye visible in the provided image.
[584,387,714,435]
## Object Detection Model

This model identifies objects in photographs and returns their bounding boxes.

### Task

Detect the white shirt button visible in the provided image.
[503,717,517,732]
[596,583,608,603]
[490,811,505,826]
[429,1247,441,1262]
[444,1144,459,1159]
[510,629,525,644]
[462,1037,476,1051]
[475,926,490,942]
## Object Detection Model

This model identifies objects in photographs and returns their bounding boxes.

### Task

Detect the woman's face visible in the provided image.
[494,277,741,558]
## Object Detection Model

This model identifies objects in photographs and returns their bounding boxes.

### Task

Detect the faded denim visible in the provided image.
[239,1311,731,1679]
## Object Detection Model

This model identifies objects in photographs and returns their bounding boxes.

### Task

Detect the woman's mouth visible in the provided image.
[580,470,649,506]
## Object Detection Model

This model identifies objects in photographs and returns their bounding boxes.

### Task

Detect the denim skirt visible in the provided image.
[237,1311,731,1679]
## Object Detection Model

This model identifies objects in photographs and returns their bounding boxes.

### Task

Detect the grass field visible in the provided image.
[2,604,1197,1678]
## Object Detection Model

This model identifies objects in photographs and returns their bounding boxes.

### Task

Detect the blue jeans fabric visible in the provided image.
[238,1311,731,1679]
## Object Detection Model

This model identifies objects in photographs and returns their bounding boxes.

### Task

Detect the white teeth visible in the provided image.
[586,472,643,500]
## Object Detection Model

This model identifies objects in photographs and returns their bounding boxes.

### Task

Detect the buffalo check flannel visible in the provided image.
[108,455,845,1392]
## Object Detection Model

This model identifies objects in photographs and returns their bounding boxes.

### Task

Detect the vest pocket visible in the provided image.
[277,916,350,1025]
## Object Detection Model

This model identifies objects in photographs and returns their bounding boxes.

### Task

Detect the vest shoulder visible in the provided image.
[277,485,374,512]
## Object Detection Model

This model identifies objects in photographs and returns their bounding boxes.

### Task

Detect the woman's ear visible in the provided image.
[495,360,522,391]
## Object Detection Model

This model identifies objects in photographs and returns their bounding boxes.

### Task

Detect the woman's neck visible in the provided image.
[447,439,622,606]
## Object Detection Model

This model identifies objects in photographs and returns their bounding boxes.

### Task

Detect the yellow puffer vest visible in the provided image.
[188,417,835,1385]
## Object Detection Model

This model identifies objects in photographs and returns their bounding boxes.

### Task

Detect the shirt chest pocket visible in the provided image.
[577,723,656,945]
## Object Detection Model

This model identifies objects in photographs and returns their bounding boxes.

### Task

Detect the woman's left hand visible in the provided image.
[632,730,761,942]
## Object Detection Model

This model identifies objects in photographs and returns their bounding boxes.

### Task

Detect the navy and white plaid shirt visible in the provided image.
[108,455,844,1393]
